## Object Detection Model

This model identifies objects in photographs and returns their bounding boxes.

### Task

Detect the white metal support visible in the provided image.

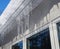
[23,37,27,49]
[52,23,59,49]
[49,23,56,49]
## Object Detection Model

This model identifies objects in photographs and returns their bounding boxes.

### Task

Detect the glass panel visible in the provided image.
[27,29,51,49]
[12,41,23,49]
[57,23,60,47]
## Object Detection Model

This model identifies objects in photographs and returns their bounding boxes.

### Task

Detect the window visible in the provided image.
[57,22,60,47]
[27,29,51,49]
[12,41,23,49]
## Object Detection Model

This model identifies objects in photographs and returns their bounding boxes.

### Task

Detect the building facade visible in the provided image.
[0,0,60,49]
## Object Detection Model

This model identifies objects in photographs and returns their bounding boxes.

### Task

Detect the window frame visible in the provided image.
[11,38,23,49]
[52,17,60,49]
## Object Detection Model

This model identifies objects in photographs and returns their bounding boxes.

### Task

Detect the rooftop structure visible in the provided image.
[0,0,60,49]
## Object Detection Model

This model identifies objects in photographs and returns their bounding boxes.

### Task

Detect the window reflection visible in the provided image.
[27,29,51,49]
[12,41,23,49]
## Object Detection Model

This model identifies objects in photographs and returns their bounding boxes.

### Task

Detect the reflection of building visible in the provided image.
[0,0,60,49]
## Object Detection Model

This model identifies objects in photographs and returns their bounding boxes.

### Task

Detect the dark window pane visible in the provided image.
[27,29,51,49]
[12,41,23,49]
[57,23,60,46]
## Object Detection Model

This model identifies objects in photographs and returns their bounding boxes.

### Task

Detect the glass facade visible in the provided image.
[12,41,23,49]
[27,29,51,49]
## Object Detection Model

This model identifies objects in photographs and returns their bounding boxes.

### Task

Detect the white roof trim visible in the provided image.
[0,0,24,25]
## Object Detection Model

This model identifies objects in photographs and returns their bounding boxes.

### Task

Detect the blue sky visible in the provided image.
[0,0,10,15]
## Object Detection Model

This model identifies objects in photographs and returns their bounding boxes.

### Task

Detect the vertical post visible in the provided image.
[52,23,59,49]
[23,37,27,49]
[49,23,56,49]
[16,16,20,39]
